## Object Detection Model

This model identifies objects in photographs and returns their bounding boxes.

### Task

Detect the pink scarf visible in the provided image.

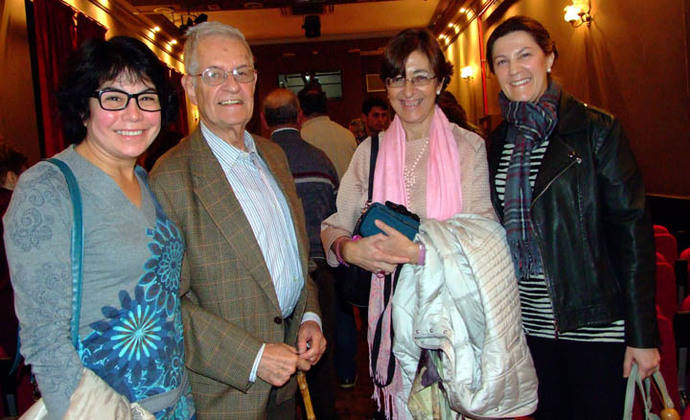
[372,106,462,218]
[368,106,462,418]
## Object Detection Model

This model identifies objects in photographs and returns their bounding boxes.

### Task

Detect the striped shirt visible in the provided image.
[496,140,624,342]
[202,123,303,317]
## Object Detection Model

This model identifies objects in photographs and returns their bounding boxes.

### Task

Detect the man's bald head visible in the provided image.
[262,88,301,128]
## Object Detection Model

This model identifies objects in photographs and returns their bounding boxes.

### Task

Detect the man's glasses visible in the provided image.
[190,66,257,86]
[91,89,161,112]
[385,74,437,88]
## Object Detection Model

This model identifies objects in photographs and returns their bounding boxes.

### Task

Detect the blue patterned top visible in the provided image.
[3,146,195,419]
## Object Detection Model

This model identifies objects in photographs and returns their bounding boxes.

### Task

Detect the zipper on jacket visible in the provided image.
[531,225,561,337]
[530,150,582,210]
[530,148,582,337]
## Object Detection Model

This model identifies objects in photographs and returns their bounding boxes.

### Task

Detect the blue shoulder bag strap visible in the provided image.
[9,158,84,376]
[46,158,84,347]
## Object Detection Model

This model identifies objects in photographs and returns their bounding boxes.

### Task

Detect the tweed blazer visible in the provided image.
[149,127,319,419]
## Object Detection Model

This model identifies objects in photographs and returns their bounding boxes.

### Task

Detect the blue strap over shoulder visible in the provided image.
[46,158,84,348]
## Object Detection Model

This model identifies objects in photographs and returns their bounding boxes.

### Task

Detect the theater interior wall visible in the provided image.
[1,0,688,198]
[444,0,690,197]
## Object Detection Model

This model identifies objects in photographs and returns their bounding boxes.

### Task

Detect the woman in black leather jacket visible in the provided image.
[486,16,659,419]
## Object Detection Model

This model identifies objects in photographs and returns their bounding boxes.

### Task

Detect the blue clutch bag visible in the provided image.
[355,201,420,240]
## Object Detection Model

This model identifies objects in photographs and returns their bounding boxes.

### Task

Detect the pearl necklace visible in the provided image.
[403,137,429,202]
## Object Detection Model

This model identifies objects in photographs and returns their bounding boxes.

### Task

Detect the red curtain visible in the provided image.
[75,14,107,52]
[32,0,105,157]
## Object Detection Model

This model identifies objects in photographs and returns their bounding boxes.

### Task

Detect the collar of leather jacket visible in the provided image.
[491,91,596,141]
[487,91,593,216]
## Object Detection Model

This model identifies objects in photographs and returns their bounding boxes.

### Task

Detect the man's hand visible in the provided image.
[297,320,326,367]
[623,346,660,379]
[257,343,304,386]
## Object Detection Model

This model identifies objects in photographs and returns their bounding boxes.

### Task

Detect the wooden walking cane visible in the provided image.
[297,371,316,420]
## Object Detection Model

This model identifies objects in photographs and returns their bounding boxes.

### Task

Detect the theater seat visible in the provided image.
[655,225,670,234]
[657,261,678,319]
[681,248,690,264]
[655,233,678,268]
[678,248,689,301]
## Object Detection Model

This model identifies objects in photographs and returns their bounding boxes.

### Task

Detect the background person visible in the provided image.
[486,16,659,419]
[361,96,390,136]
[3,36,195,419]
[299,85,357,180]
[348,118,368,144]
[436,91,483,137]
[261,88,339,418]
[321,28,495,418]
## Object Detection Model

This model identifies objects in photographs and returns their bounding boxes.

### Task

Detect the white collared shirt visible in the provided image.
[201,123,320,381]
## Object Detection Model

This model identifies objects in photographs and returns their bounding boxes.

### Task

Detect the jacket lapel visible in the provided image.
[188,129,282,314]
[532,93,586,204]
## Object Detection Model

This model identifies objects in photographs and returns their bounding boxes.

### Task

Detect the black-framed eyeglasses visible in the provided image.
[385,74,437,88]
[189,66,257,86]
[91,89,161,112]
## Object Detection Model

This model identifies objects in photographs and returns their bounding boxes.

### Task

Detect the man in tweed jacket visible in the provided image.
[150,22,325,419]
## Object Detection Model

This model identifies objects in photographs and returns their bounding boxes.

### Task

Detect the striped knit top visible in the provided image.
[495,140,624,342]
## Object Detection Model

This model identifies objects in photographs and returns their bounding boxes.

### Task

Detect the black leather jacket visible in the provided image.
[488,92,658,348]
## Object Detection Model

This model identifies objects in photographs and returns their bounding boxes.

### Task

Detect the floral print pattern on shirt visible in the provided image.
[79,215,193,419]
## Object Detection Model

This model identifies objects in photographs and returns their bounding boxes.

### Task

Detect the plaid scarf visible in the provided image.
[499,81,561,279]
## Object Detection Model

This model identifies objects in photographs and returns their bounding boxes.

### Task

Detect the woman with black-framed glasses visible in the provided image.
[3,36,195,419]
[321,28,498,418]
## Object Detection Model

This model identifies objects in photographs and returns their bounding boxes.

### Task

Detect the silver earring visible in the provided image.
[547,68,552,73]
[436,89,441,95]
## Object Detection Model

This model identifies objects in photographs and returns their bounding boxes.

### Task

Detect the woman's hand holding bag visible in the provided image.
[341,233,410,274]
[623,363,680,420]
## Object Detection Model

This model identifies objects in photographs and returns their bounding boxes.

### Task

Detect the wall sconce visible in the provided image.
[564,1,591,27]
[460,66,475,80]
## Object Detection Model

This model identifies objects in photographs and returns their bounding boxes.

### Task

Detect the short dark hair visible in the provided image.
[380,28,453,91]
[486,16,558,73]
[298,87,327,116]
[0,143,27,184]
[362,96,388,115]
[56,36,178,143]
[437,92,469,128]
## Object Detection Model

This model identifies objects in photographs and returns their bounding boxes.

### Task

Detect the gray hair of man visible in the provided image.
[183,21,254,76]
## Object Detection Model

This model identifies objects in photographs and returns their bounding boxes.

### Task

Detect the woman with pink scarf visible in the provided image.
[321,28,496,418]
